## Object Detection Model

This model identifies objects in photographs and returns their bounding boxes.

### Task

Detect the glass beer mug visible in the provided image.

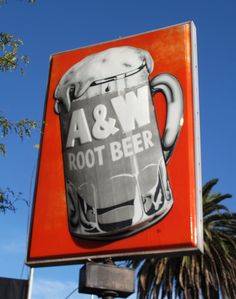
[54,46,183,240]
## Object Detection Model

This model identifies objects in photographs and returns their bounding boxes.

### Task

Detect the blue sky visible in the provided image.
[1,0,236,298]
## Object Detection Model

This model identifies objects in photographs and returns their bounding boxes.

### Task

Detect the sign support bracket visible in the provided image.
[79,261,135,298]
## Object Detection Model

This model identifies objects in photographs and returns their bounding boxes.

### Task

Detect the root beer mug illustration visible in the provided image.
[54,46,183,240]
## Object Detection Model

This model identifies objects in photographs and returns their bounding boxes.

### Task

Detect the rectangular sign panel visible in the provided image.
[27,21,202,266]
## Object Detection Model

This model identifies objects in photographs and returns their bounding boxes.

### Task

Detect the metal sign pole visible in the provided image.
[27,268,34,299]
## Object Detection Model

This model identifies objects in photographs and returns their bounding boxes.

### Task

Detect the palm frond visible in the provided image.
[133,179,236,299]
[202,179,218,198]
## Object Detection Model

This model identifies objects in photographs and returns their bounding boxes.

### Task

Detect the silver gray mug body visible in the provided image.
[54,47,183,240]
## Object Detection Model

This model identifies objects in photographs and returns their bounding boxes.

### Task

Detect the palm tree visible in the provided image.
[132,179,236,299]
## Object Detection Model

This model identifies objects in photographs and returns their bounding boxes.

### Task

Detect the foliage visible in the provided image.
[0,115,37,156]
[0,0,36,5]
[132,179,236,299]
[0,116,37,212]
[0,32,29,74]
[0,1,38,213]
[0,188,28,213]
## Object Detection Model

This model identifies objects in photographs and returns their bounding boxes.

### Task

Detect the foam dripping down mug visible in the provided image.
[54,46,183,240]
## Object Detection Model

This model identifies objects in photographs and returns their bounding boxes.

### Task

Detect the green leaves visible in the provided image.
[0,116,37,211]
[0,32,29,73]
[0,0,37,214]
[0,115,38,156]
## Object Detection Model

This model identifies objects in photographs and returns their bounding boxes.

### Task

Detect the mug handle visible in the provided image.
[150,73,184,163]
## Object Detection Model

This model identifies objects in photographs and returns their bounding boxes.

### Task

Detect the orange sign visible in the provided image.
[27,22,202,266]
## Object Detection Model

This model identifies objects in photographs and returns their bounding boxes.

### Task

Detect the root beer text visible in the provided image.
[66,85,154,170]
